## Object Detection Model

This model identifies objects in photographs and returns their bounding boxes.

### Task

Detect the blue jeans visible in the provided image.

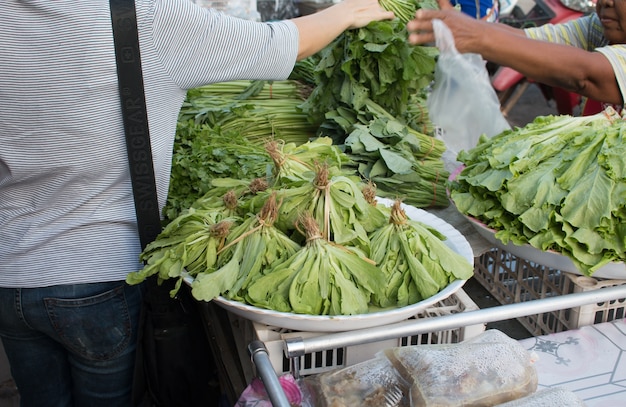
[0,281,143,407]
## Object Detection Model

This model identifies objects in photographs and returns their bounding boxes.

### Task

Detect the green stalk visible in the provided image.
[379,0,418,24]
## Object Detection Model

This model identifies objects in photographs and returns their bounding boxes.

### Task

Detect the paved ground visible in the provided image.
[504,82,560,127]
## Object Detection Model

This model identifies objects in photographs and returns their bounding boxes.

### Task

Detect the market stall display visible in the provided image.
[170,194,471,329]
[239,285,626,406]
[154,3,626,402]
[448,108,626,278]
[128,138,473,332]
[241,329,540,407]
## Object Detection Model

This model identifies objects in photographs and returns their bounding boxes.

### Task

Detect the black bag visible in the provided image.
[134,279,220,407]
[109,1,221,405]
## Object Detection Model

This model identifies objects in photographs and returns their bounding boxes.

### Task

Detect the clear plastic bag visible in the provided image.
[495,387,587,406]
[305,330,537,407]
[384,330,538,406]
[427,19,510,165]
[304,355,411,407]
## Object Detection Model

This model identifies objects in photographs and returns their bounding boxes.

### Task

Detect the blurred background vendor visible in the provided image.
[450,0,500,21]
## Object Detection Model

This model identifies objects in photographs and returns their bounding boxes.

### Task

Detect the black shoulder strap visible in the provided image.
[110,0,162,250]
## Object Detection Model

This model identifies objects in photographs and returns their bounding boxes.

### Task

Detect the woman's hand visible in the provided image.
[292,0,394,60]
[338,0,396,29]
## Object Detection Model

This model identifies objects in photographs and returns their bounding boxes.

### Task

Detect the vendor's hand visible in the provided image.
[336,0,396,29]
[406,0,480,52]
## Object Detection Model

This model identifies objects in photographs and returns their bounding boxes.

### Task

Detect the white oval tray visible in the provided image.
[210,197,473,332]
[465,214,626,280]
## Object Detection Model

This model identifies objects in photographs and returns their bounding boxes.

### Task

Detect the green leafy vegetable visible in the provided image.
[191,193,301,302]
[180,80,317,145]
[343,100,449,207]
[165,121,270,221]
[245,214,387,315]
[369,199,473,307]
[301,1,438,135]
[268,162,387,251]
[126,210,235,296]
[451,108,626,275]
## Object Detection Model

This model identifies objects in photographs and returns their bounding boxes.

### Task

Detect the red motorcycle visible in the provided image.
[492,0,598,117]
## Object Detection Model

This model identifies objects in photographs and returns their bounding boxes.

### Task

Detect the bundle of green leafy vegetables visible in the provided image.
[370,200,473,307]
[245,213,388,315]
[127,209,236,296]
[296,0,448,208]
[301,0,438,134]
[342,99,449,207]
[179,79,317,145]
[164,121,271,222]
[450,108,626,276]
[191,193,302,303]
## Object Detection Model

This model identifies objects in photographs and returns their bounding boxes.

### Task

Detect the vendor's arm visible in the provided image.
[406,0,623,106]
[291,0,394,60]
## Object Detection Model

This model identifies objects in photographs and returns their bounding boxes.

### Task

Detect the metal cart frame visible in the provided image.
[247,284,626,407]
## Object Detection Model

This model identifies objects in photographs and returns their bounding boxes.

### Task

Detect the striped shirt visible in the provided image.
[0,0,298,287]
[525,13,626,107]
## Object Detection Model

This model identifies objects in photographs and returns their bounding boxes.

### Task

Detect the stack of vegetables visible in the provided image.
[449,107,626,276]
[165,0,449,221]
[165,80,316,221]
[178,80,317,145]
[128,138,473,316]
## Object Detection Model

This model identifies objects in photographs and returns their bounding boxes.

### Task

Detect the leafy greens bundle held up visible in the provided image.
[450,108,626,275]
[298,0,446,208]
[301,4,438,131]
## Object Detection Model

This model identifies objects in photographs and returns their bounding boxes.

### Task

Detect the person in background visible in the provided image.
[451,0,499,21]
[407,0,625,114]
[0,1,394,406]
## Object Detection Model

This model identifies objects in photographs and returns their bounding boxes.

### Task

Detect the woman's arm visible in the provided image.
[290,0,395,60]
